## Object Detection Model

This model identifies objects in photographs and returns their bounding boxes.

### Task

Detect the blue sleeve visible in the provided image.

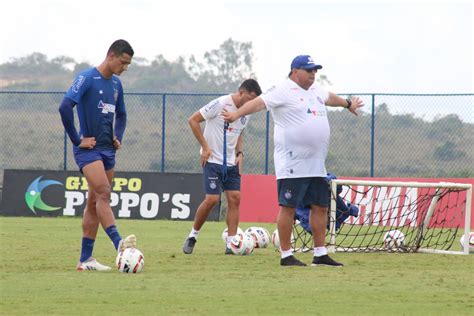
[65,73,91,103]
[58,97,81,146]
[336,195,349,212]
[114,82,127,141]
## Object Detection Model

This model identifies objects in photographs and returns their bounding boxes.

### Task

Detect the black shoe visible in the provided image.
[225,247,234,255]
[311,255,343,267]
[280,255,307,266]
[183,237,197,254]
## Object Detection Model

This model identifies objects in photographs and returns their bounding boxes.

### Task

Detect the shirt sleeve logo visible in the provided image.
[204,100,219,113]
[71,75,85,94]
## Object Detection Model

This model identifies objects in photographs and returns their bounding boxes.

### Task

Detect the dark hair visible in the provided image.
[239,79,262,96]
[107,39,134,57]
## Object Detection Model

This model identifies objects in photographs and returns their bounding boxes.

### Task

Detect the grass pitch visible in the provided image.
[1,217,473,315]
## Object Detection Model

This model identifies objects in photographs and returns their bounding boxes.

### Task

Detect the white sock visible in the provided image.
[226,235,235,246]
[280,249,293,259]
[188,228,200,239]
[314,246,328,257]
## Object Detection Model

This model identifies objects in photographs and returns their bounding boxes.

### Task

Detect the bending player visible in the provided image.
[183,79,262,255]
[295,173,359,234]
[59,40,137,271]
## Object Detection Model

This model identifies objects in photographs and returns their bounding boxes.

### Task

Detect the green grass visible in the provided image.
[1,217,473,315]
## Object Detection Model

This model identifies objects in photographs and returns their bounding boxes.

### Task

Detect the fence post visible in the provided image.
[161,94,166,173]
[63,130,67,170]
[265,111,270,175]
[370,94,375,177]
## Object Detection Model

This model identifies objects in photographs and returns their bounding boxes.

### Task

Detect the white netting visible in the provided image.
[292,180,471,255]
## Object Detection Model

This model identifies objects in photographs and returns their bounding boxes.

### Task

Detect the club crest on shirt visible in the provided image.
[71,75,85,94]
[98,100,116,114]
[240,116,247,125]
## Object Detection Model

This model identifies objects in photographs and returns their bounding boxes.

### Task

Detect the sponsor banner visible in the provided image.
[240,175,474,228]
[0,169,218,221]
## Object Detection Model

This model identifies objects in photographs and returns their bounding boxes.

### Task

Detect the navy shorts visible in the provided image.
[73,147,116,172]
[203,162,240,195]
[277,177,330,208]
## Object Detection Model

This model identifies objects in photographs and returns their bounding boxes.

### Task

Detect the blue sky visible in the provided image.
[1,0,472,98]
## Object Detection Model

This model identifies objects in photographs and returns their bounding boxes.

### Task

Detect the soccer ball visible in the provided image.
[459,232,474,253]
[116,247,145,273]
[383,230,405,250]
[271,229,295,250]
[229,233,254,255]
[244,226,271,248]
[221,227,244,244]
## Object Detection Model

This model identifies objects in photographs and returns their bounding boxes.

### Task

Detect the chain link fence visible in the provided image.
[1,91,472,186]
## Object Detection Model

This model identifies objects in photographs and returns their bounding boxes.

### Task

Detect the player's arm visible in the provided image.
[58,97,81,146]
[222,97,266,123]
[114,89,127,149]
[235,133,244,167]
[188,110,212,167]
[326,92,364,116]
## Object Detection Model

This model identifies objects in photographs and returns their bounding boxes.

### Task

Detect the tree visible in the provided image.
[189,38,257,91]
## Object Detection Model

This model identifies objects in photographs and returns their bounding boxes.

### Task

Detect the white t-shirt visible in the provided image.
[199,94,250,166]
[260,79,330,179]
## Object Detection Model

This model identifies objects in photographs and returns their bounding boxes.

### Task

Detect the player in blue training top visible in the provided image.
[59,39,137,271]
[295,173,359,234]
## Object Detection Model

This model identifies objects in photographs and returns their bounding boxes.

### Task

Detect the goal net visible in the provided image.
[292,180,472,255]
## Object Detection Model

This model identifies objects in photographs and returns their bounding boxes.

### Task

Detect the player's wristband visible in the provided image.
[236,151,244,157]
[345,98,352,109]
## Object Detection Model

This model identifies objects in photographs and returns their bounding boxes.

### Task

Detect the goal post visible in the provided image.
[326,179,472,255]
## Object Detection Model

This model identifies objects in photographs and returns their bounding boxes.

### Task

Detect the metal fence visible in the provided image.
[1,91,473,185]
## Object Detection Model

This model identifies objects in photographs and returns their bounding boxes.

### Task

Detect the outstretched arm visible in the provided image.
[326,93,364,116]
[222,97,266,123]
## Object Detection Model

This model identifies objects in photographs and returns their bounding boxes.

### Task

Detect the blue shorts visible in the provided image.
[277,177,330,208]
[73,147,116,172]
[203,162,240,195]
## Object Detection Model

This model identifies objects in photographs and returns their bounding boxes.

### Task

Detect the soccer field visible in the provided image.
[1,217,473,315]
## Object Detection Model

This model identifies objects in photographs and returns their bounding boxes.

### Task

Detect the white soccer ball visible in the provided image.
[271,229,295,250]
[383,230,405,250]
[116,247,145,273]
[244,226,271,248]
[229,233,254,255]
[459,232,474,253]
[222,227,244,244]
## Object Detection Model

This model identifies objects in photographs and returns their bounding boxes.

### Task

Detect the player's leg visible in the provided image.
[193,194,221,231]
[183,163,222,254]
[183,194,220,254]
[309,205,328,247]
[225,190,240,236]
[307,178,343,267]
[277,205,296,252]
[82,160,135,252]
[74,149,111,271]
[79,189,99,259]
[277,178,307,266]
[82,161,115,226]
[102,150,137,252]
[222,165,242,253]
